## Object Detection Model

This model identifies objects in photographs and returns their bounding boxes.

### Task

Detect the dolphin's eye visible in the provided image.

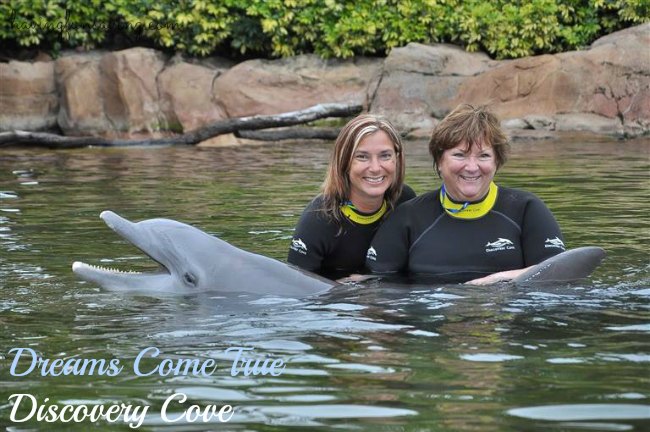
[183,273,197,287]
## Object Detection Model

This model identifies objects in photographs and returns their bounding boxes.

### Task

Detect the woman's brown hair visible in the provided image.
[429,104,510,176]
[321,114,405,222]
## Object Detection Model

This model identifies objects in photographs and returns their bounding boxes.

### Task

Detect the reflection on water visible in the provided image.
[1,137,649,431]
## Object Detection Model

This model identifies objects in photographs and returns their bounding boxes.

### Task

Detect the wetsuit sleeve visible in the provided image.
[521,196,566,266]
[287,202,329,273]
[366,206,410,274]
[397,184,417,204]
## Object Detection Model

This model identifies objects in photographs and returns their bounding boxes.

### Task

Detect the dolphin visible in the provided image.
[72,211,337,297]
[72,212,605,296]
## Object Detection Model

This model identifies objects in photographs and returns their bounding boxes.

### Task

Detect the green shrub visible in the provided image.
[0,0,112,53]
[0,0,647,60]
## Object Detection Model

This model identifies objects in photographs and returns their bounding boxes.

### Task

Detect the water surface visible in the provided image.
[1,137,649,431]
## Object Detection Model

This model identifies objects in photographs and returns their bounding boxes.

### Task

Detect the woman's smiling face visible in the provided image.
[438,140,497,202]
[347,130,397,208]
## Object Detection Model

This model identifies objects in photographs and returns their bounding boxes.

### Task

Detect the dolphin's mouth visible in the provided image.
[72,211,170,282]
[72,262,155,275]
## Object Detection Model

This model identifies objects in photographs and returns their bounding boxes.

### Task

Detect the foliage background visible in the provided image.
[0,0,648,59]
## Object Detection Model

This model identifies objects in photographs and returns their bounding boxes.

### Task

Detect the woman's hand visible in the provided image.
[465,268,531,286]
[336,274,378,284]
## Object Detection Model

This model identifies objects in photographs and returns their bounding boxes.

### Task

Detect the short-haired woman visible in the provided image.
[367,104,565,285]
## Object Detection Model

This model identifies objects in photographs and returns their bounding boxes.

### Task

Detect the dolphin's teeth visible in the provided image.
[82,262,143,275]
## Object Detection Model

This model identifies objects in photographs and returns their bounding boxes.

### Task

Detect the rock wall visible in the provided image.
[370,43,497,132]
[0,24,648,139]
[0,61,58,131]
[453,24,650,137]
[212,55,382,118]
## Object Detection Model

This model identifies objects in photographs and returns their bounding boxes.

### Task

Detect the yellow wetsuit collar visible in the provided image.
[340,200,387,224]
[440,182,498,219]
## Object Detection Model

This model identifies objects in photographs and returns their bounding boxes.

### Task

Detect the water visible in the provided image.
[1,137,649,431]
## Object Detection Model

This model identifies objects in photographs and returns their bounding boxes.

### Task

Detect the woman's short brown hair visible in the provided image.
[321,114,405,222]
[429,104,510,175]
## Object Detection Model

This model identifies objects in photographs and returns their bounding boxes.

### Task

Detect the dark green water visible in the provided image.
[1,137,649,431]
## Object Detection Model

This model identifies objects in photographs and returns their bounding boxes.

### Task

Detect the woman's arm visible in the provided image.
[464,267,533,285]
[287,200,329,273]
[521,195,566,265]
[467,194,565,285]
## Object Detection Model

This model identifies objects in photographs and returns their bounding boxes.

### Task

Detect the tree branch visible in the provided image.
[237,127,340,141]
[0,103,362,149]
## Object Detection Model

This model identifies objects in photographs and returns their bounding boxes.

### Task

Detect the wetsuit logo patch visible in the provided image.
[544,236,566,250]
[366,246,377,261]
[485,237,515,253]
[290,238,308,255]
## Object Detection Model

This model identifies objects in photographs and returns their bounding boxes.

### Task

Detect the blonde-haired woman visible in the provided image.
[288,114,415,280]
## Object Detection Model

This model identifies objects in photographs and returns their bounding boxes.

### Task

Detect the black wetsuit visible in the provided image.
[366,186,565,283]
[288,186,416,280]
